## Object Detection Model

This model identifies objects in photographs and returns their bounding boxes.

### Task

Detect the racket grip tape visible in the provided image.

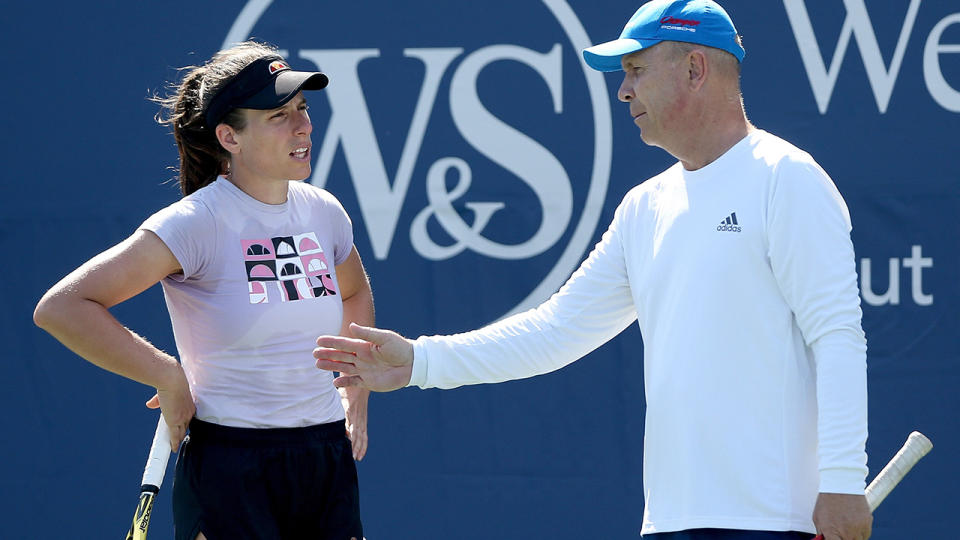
[124,415,174,540]
[812,431,932,540]
[141,416,173,488]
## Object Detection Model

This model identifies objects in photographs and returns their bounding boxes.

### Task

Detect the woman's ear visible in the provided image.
[216,123,241,155]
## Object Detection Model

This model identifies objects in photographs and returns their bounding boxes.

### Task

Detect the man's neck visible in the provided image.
[676,116,754,171]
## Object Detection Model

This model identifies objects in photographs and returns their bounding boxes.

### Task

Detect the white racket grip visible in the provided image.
[140,415,173,489]
[865,431,932,511]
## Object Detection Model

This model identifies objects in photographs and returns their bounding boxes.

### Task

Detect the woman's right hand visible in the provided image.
[145,362,195,451]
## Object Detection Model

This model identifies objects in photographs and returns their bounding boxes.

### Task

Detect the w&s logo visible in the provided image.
[223,0,612,325]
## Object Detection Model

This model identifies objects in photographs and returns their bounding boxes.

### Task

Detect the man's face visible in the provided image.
[617,43,688,151]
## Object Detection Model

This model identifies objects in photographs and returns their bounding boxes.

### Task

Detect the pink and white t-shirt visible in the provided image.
[141,177,353,428]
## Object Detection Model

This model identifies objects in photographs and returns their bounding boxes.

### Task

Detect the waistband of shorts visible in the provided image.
[187,418,347,447]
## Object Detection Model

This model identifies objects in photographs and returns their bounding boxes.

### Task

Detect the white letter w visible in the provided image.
[783,0,921,113]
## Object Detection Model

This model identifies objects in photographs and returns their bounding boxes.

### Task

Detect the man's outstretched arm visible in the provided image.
[315,205,638,392]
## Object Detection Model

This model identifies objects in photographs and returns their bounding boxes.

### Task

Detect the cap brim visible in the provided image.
[582,38,659,72]
[241,71,329,110]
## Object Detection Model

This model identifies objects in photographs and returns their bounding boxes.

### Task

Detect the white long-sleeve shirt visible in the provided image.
[409,130,868,535]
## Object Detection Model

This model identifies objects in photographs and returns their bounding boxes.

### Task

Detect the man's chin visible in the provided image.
[638,131,658,148]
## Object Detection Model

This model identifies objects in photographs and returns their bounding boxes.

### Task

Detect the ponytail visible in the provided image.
[155,41,279,195]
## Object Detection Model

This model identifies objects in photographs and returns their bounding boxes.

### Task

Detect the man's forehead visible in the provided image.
[620,43,665,67]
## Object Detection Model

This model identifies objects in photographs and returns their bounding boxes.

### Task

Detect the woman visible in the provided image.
[33,41,371,539]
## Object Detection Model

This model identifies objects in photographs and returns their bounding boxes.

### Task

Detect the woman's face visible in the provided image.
[230,92,313,183]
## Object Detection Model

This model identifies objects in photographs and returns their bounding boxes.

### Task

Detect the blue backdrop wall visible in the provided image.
[4,1,957,538]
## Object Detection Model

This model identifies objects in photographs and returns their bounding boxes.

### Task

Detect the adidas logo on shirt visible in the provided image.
[717,212,741,233]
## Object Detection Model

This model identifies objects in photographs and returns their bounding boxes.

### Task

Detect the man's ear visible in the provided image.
[687,49,708,91]
[216,123,241,155]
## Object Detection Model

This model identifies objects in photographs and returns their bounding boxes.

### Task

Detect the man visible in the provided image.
[314,1,872,539]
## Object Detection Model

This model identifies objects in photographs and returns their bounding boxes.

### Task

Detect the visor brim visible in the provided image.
[240,71,329,110]
[582,38,661,72]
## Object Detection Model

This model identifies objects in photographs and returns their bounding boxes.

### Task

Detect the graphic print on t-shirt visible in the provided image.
[241,232,337,304]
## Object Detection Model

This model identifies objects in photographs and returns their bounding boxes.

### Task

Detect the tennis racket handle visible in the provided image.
[864,431,932,511]
[141,415,173,488]
[812,431,933,539]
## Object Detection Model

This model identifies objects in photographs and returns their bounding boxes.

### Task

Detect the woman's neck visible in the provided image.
[226,169,289,205]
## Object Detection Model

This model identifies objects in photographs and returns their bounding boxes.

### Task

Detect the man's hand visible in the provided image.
[314,323,414,392]
[813,492,872,540]
[338,385,369,460]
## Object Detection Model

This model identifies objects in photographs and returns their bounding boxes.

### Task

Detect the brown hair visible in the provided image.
[155,41,280,195]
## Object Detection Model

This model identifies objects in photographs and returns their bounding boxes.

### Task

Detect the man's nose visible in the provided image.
[618,76,634,102]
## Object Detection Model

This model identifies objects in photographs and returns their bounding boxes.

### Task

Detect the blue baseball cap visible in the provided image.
[583,0,744,72]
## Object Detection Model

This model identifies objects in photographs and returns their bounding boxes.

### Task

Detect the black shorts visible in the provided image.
[172,418,362,540]
[643,530,811,539]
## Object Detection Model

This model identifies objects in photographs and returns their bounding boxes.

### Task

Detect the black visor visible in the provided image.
[204,55,329,128]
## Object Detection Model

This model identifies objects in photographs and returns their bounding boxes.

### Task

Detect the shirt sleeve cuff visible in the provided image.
[406,338,429,388]
[819,467,868,494]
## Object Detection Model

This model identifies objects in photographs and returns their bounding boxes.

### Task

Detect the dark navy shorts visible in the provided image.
[644,530,811,539]
[172,418,362,540]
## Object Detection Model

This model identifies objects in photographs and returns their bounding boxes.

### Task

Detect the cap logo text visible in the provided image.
[660,16,701,27]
